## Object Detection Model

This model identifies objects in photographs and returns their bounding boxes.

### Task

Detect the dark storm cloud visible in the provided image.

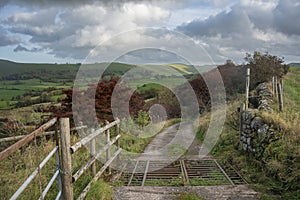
[13,44,40,52]
[177,0,300,38]
[175,0,300,63]
[0,26,19,46]
[0,0,174,8]
[13,44,30,52]
[273,0,300,36]
[176,8,252,38]
[117,48,184,64]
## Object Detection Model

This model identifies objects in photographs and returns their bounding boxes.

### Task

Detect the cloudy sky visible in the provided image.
[0,0,299,64]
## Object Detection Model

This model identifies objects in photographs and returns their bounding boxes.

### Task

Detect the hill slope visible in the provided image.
[210,67,300,199]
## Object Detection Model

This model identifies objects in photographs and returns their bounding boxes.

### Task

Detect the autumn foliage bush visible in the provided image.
[48,77,144,126]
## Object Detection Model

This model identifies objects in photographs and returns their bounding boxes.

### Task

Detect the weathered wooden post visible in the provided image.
[274,76,278,97]
[55,122,62,197]
[90,128,96,176]
[245,67,250,110]
[116,119,121,165]
[59,118,73,200]
[277,82,284,112]
[105,121,111,174]
[272,76,275,95]
[116,119,120,150]
[280,79,284,94]
[239,103,245,149]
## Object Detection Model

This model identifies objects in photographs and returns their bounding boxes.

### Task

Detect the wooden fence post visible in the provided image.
[245,67,250,110]
[105,121,111,174]
[280,79,283,94]
[90,128,96,176]
[277,82,283,112]
[116,119,120,149]
[59,118,73,200]
[239,103,245,149]
[116,120,121,165]
[55,122,62,197]
[272,76,275,95]
[275,76,278,97]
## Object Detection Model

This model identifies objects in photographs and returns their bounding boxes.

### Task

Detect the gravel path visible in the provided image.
[113,185,259,200]
[138,122,200,161]
[112,122,259,200]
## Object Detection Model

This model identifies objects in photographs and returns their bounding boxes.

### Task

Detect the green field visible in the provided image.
[129,77,187,90]
[0,60,137,109]
[1,59,297,110]
[0,59,207,109]
[0,78,72,109]
[284,67,300,112]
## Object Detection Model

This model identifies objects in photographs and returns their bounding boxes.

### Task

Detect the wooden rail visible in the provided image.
[1,117,121,200]
[77,148,122,200]
[0,118,57,162]
[0,125,87,143]
[70,118,120,153]
[10,146,59,200]
[72,134,121,182]
[60,118,121,200]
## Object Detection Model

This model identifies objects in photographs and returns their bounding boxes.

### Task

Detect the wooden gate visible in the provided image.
[0,117,121,200]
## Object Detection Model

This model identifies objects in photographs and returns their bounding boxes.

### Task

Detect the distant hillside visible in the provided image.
[0,59,80,82]
[288,62,300,67]
[167,63,196,74]
[0,59,134,80]
[0,59,79,76]
[0,59,212,81]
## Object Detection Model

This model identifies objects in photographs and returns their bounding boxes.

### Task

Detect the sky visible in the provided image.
[0,0,299,65]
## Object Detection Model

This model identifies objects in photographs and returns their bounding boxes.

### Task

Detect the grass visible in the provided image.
[283,68,300,112]
[0,111,177,199]
[119,133,153,153]
[0,79,71,109]
[136,83,163,93]
[145,177,184,186]
[85,179,112,200]
[209,69,300,199]
[128,77,187,90]
[0,105,48,126]
[0,132,114,200]
[168,64,193,74]
[0,139,58,200]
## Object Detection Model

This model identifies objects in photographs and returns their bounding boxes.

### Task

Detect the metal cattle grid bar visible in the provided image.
[184,160,233,186]
[119,159,243,187]
[144,160,183,186]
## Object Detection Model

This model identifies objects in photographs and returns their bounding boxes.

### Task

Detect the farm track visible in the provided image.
[113,123,258,199]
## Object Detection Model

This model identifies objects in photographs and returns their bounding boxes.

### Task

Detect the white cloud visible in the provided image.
[1,0,300,64]
[2,2,171,60]
[176,0,300,63]
[122,3,170,25]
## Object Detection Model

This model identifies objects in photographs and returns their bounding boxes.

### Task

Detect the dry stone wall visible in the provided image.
[239,83,276,156]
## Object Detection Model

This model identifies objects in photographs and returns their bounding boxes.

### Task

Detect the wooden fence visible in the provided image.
[0,117,121,200]
[272,76,284,112]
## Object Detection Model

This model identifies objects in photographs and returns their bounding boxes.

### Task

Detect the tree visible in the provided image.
[245,51,289,88]
[135,110,150,128]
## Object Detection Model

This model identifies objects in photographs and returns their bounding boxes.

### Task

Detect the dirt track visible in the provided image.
[113,123,259,200]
